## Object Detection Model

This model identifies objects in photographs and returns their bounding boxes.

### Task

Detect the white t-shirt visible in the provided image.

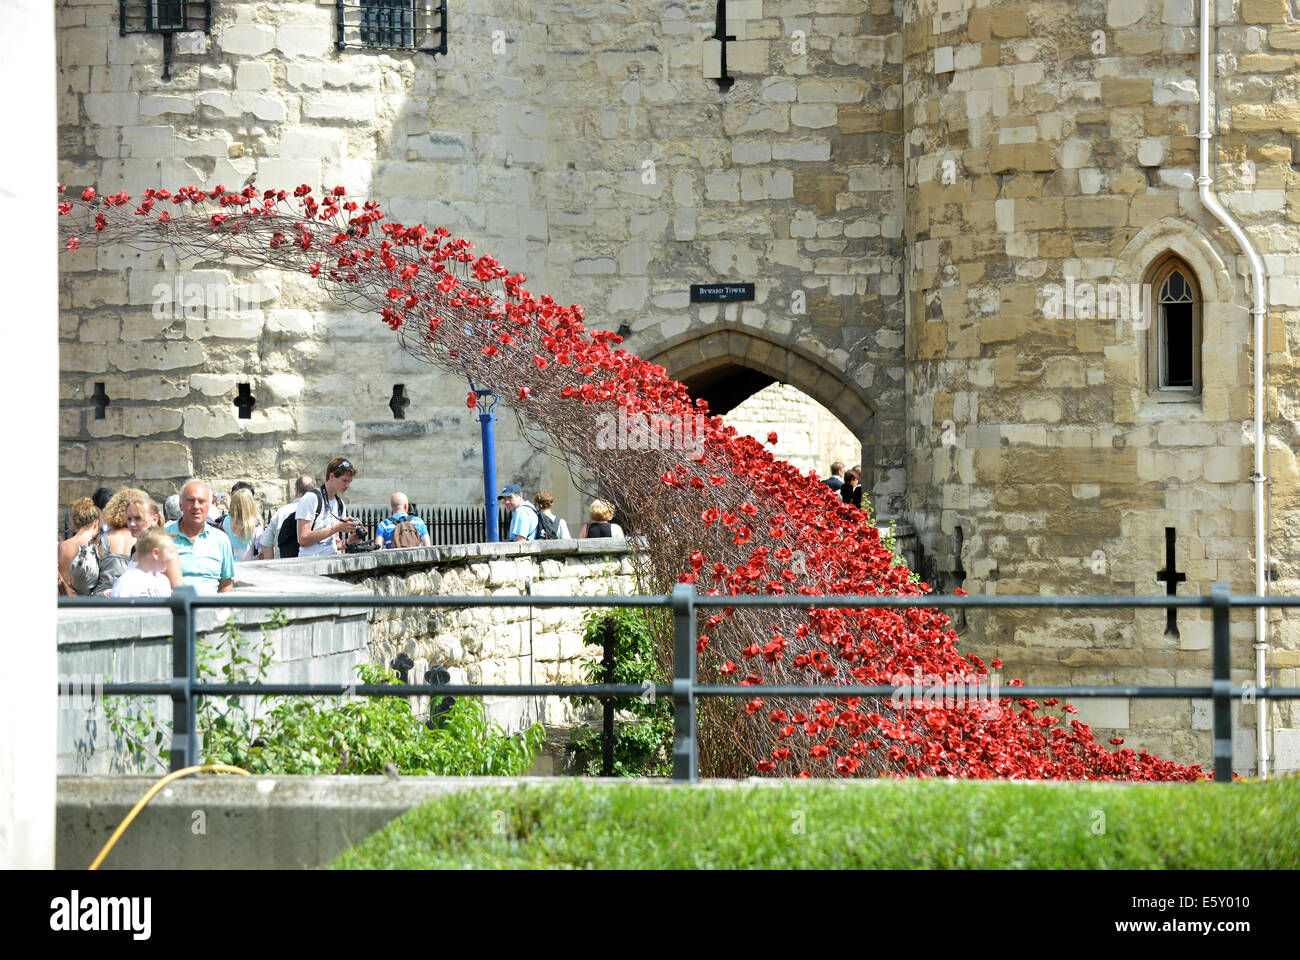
[111,564,172,598]
[294,489,346,558]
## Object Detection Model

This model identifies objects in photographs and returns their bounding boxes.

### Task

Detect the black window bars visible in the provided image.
[117,1,212,81]
[58,583,1300,783]
[336,0,447,54]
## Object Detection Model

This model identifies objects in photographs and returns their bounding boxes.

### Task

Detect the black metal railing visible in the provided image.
[254,504,510,547]
[57,584,1300,783]
[61,504,516,547]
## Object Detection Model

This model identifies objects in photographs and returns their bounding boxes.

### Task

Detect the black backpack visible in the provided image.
[536,512,560,540]
[277,490,340,558]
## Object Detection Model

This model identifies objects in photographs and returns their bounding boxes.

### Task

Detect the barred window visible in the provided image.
[118,1,211,36]
[362,0,412,47]
[336,0,447,54]
[117,1,211,80]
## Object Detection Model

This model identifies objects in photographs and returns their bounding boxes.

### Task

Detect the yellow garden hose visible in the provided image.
[88,763,250,870]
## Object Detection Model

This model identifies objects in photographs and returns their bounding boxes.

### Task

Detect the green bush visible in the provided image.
[567,607,672,777]
[105,615,544,777]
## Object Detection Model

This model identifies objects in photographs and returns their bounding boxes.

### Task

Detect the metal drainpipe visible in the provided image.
[1198,0,1270,778]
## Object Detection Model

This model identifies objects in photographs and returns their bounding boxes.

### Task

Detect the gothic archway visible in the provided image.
[645,326,891,512]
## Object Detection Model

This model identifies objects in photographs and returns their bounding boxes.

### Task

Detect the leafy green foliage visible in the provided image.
[880,518,921,585]
[568,607,672,777]
[104,615,544,777]
[332,776,1300,870]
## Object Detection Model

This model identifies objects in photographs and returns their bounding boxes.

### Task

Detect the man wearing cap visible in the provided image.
[499,484,539,542]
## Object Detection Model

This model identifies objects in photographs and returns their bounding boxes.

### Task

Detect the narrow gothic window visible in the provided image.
[1146,256,1201,396]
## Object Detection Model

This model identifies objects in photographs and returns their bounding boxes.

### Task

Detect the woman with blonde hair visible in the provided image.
[578,499,624,539]
[77,488,159,596]
[220,487,264,562]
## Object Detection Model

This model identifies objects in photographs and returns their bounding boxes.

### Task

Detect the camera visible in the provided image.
[344,519,377,553]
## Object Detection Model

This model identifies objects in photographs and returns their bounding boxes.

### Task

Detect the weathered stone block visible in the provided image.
[1102,78,1153,106]
[183,406,241,439]
[990,6,1030,38]
[185,311,265,340]
[60,345,110,373]
[109,342,204,372]
[1242,0,1289,24]
[218,23,274,56]
[302,94,374,123]
[88,406,183,439]
[83,92,139,126]
[277,22,332,58]
[87,442,134,478]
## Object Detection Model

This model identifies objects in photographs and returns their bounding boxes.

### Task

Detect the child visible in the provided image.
[110,527,177,598]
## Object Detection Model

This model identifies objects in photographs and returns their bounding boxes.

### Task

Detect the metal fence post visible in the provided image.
[601,616,616,777]
[671,582,698,783]
[168,585,199,771]
[1211,582,1233,783]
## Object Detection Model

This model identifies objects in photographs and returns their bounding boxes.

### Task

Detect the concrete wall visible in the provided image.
[55,774,576,869]
[57,539,637,774]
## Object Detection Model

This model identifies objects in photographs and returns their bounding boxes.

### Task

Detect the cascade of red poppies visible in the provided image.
[58,182,1208,781]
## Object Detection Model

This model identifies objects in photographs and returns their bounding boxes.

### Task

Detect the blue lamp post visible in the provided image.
[468,377,500,542]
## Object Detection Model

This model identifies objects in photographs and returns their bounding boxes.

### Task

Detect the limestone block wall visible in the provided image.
[57,597,370,775]
[56,0,910,524]
[57,0,568,518]
[340,542,640,733]
[537,0,909,514]
[722,381,863,481]
[900,0,1300,774]
[54,0,1300,775]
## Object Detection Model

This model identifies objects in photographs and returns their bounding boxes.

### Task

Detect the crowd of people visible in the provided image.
[498,484,622,542]
[58,456,626,598]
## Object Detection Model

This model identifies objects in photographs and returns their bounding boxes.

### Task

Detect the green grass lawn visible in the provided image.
[331,775,1299,869]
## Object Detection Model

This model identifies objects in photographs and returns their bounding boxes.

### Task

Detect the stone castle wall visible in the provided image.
[900,0,1300,772]
[723,381,864,481]
[57,0,906,524]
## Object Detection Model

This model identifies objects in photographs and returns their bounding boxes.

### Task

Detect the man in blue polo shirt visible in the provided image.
[165,479,235,594]
[499,483,538,542]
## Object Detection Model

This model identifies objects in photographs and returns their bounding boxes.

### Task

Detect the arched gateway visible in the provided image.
[644,326,892,515]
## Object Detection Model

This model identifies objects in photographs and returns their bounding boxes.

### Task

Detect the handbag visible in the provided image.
[68,536,101,595]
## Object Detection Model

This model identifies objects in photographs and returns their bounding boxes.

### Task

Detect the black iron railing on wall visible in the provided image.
[254,504,511,547]
[57,584,1300,783]
[61,504,511,546]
